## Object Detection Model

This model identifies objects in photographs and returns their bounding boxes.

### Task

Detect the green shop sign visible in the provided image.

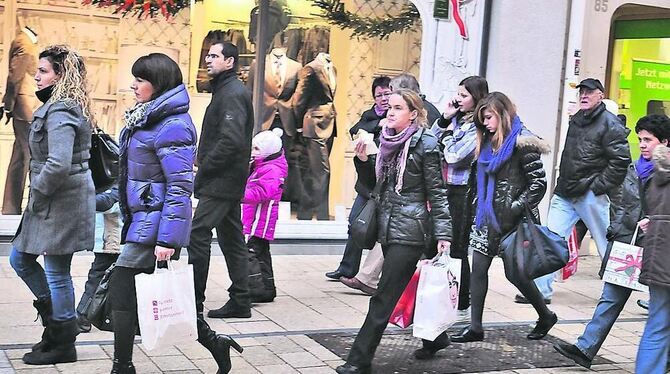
[629,59,670,159]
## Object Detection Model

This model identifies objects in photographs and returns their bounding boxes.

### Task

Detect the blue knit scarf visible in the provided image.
[635,157,654,183]
[476,116,524,233]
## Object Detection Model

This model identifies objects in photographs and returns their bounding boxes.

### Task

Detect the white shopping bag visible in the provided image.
[135,260,198,351]
[603,226,648,293]
[413,253,461,341]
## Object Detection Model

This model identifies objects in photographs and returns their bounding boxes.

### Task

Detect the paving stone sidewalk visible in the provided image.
[0,251,648,373]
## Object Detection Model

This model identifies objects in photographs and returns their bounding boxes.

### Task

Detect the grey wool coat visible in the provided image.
[12,100,96,255]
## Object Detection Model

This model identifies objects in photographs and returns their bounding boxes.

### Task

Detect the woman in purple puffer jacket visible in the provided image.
[108,53,198,374]
[242,128,288,303]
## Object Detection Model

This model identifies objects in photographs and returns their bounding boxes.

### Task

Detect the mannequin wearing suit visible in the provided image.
[247,48,302,132]
[248,48,304,204]
[292,52,337,220]
[2,27,39,215]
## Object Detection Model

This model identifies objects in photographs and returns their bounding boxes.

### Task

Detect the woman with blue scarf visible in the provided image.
[452,92,555,343]
[555,114,670,370]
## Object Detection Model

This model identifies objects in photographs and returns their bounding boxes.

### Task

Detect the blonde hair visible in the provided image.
[39,45,93,124]
[474,92,517,157]
[391,88,428,127]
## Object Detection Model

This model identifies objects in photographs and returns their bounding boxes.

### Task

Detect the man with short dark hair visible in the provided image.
[325,76,391,289]
[187,41,254,370]
[522,78,631,304]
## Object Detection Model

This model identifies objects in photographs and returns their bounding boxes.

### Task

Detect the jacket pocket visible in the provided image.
[30,118,46,143]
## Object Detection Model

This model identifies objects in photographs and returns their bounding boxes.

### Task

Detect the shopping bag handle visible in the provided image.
[630,224,640,246]
[429,252,450,267]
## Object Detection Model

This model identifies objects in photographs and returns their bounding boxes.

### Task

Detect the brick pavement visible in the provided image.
[0,252,649,373]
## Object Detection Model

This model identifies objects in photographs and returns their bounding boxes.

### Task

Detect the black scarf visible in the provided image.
[36,85,55,103]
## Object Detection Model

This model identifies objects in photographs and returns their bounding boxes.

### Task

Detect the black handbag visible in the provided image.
[501,203,569,280]
[350,179,383,249]
[85,263,115,332]
[90,127,120,192]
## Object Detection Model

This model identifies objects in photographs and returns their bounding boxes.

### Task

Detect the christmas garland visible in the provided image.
[313,0,420,39]
[82,0,188,19]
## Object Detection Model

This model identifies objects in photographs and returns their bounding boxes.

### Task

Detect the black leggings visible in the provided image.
[469,251,551,333]
[108,266,153,363]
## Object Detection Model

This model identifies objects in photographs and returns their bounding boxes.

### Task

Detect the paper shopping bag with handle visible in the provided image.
[135,260,198,351]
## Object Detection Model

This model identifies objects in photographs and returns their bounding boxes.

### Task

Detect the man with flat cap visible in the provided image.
[515,78,631,305]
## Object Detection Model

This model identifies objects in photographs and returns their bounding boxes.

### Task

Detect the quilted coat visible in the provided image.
[242,151,289,241]
[357,129,453,248]
[473,129,551,252]
[554,102,630,198]
[118,84,197,249]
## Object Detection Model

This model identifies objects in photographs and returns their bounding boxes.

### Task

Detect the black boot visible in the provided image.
[207,299,251,318]
[23,318,77,365]
[111,311,137,373]
[414,332,451,360]
[197,314,243,374]
[31,298,52,352]
[111,359,136,374]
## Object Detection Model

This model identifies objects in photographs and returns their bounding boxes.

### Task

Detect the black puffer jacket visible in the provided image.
[481,129,551,250]
[554,102,630,198]
[358,129,452,247]
[351,106,384,198]
[194,70,254,200]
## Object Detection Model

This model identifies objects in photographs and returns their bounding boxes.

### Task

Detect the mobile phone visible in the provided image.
[452,100,460,108]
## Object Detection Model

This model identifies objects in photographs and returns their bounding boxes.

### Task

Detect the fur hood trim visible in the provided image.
[653,145,670,173]
[516,134,551,155]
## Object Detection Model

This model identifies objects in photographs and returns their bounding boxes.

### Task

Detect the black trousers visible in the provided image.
[446,185,472,310]
[347,243,424,368]
[2,119,30,215]
[188,196,249,313]
[76,252,119,315]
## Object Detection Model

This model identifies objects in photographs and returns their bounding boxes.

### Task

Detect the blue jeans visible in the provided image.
[534,190,610,298]
[576,282,632,359]
[9,247,75,321]
[636,285,670,374]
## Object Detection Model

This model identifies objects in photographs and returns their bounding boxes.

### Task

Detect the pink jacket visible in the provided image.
[242,151,288,240]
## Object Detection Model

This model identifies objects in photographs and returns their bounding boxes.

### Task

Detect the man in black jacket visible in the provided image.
[524,78,630,303]
[325,76,390,286]
[188,42,254,321]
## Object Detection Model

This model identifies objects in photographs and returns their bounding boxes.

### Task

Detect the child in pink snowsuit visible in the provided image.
[242,128,288,303]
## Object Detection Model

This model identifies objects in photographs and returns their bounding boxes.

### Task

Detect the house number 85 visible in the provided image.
[595,0,609,12]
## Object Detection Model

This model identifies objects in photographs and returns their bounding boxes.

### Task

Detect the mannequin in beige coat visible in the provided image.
[2,27,39,214]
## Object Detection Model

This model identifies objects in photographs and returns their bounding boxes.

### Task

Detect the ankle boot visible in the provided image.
[31,298,52,352]
[111,358,136,374]
[23,318,77,365]
[197,314,243,374]
[111,311,137,372]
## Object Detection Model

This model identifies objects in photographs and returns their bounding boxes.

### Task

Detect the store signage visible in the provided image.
[629,59,670,158]
[433,0,450,19]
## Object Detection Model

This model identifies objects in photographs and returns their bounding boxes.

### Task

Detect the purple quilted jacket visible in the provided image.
[242,151,288,240]
[118,84,197,249]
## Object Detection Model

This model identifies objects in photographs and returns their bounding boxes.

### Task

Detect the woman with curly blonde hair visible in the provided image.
[10,45,96,365]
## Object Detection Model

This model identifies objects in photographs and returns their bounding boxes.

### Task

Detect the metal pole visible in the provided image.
[252,0,270,135]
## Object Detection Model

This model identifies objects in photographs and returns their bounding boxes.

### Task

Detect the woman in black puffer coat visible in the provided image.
[336,89,452,374]
[452,92,557,344]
